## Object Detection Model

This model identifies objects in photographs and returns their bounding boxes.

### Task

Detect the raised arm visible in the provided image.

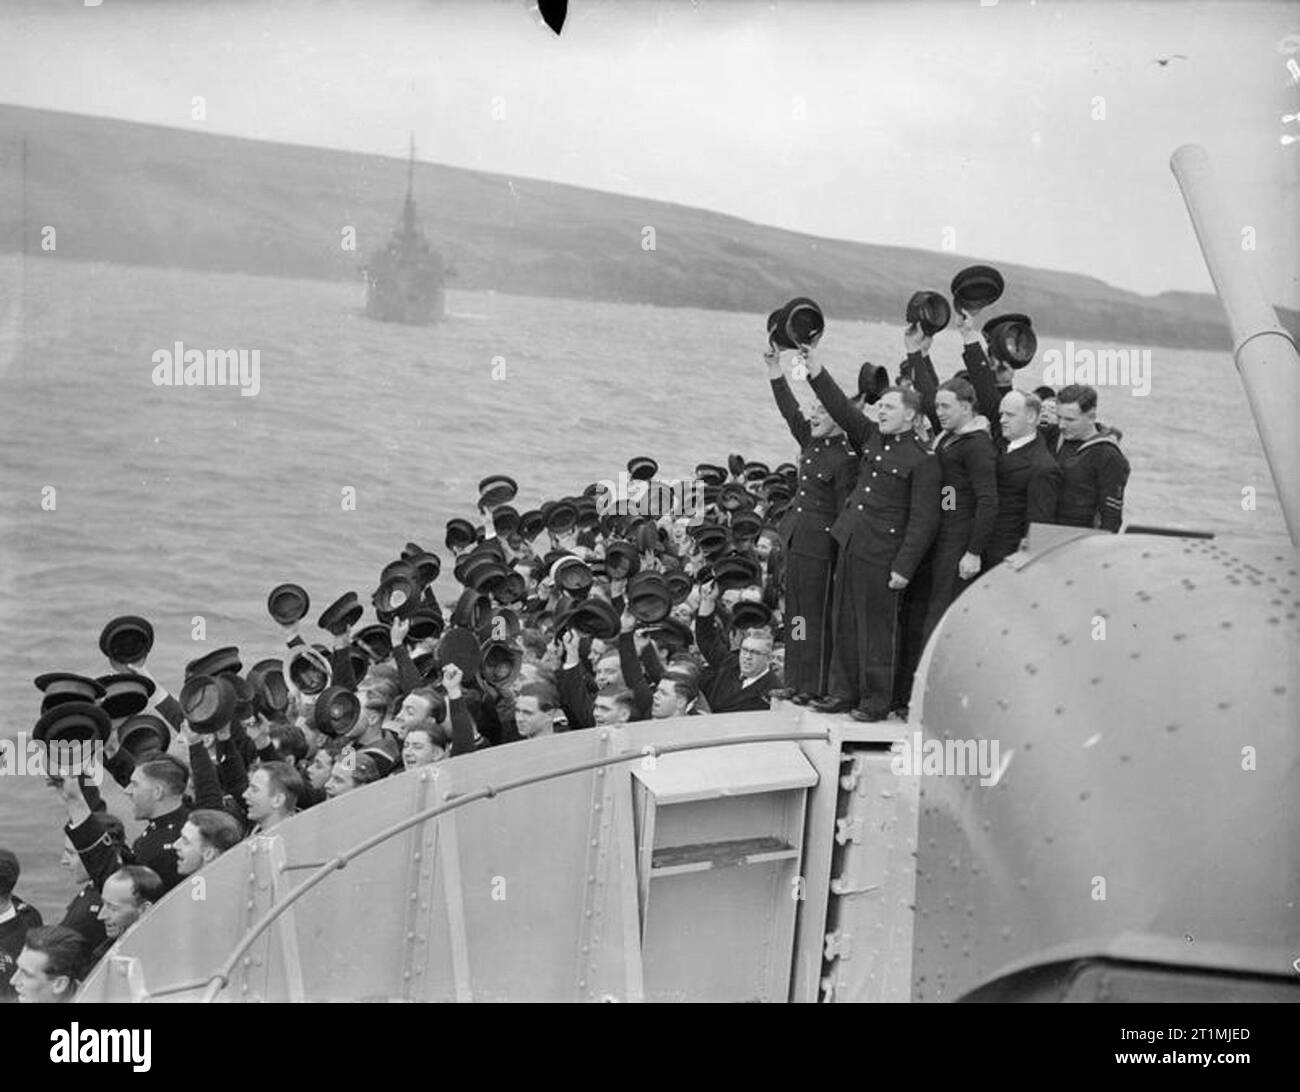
[58,779,122,892]
[955,309,1003,444]
[766,348,812,448]
[185,725,227,811]
[329,633,357,692]
[389,618,423,694]
[441,665,484,756]
[803,348,876,450]
[555,629,595,730]
[617,619,653,721]
[902,325,941,435]
[692,581,729,669]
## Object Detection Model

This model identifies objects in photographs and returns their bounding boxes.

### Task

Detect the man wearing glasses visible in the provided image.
[694,580,779,713]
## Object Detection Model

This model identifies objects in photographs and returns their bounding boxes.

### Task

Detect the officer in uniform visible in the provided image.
[764,346,859,703]
[804,347,941,721]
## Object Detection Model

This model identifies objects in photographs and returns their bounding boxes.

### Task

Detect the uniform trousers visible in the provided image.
[827,552,901,710]
[922,519,975,640]
[782,550,836,696]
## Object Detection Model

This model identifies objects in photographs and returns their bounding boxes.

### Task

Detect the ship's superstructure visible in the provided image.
[363,138,446,325]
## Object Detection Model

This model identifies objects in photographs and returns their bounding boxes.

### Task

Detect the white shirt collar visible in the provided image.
[1006,433,1036,453]
[0,903,16,925]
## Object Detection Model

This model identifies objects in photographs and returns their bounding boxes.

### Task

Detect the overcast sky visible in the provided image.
[2,0,1298,304]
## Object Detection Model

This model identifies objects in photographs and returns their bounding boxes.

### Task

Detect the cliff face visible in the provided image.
[2,105,1293,349]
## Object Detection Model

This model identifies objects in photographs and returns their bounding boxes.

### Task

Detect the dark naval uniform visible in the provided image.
[809,367,941,714]
[984,434,1062,566]
[62,810,123,956]
[128,805,188,894]
[960,340,1063,566]
[0,897,43,1002]
[905,350,999,636]
[769,375,858,696]
[1054,431,1129,531]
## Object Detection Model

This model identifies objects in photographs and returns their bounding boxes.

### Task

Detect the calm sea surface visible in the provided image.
[0,257,1286,918]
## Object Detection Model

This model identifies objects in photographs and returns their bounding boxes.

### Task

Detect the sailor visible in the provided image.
[9,926,86,1003]
[903,321,999,637]
[514,681,563,738]
[1053,384,1131,531]
[764,346,859,703]
[172,809,243,875]
[803,348,941,721]
[0,848,43,1002]
[240,762,303,835]
[650,675,699,719]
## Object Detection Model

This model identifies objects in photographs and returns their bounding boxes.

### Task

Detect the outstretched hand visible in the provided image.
[441,663,464,696]
[955,307,980,339]
[903,322,932,355]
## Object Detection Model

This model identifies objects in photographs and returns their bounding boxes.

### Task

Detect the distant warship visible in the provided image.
[363,139,446,324]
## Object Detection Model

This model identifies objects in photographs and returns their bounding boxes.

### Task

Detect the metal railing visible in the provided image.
[132,727,831,1002]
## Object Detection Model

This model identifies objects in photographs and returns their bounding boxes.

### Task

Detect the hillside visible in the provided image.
[1,105,1293,349]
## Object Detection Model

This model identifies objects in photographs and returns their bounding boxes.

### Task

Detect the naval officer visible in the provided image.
[803,347,941,721]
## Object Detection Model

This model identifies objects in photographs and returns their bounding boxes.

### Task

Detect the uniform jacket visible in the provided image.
[956,340,1064,559]
[128,806,189,894]
[985,434,1064,564]
[770,377,858,559]
[931,418,999,554]
[808,368,941,579]
[1055,431,1130,531]
[905,350,1000,553]
[0,897,44,1002]
[62,809,123,955]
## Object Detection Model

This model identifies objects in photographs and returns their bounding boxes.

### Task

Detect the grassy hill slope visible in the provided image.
[2,105,1293,349]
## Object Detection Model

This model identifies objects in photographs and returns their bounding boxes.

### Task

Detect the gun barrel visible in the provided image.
[1171,144,1300,545]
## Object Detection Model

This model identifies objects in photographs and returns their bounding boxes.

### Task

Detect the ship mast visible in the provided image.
[402,133,417,236]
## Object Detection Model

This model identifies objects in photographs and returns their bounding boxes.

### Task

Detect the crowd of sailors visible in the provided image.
[2,289,1131,1001]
